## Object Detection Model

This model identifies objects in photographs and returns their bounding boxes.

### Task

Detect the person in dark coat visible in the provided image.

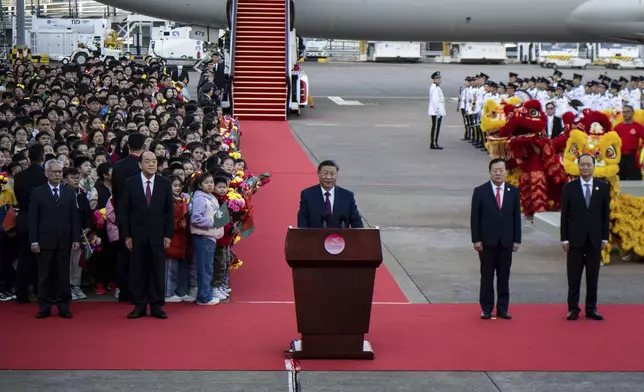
[119,151,174,319]
[110,133,145,302]
[297,160,363,229]
[13,144,47,303]
[29,160,81,318]
[470,158,521,320]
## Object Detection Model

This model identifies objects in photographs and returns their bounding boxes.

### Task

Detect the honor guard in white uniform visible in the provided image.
[608,82,623,113]
[428,71,446,150]
[509,72,518,85]
[629,76,641,109]
[570,74,586,101]
[506,83,517,99]
[527,77,538,98]
[553,85,570,117]
[618,76,630,103]
[552,69,563,87]
[583,81,598,110]
[473,73,488,150]
[536,78,550,109]
[595,81,610,111]
[459,76,472,140]
[466,76,479,143]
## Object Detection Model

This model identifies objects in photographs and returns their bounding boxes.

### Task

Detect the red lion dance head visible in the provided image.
[498,99,547,139]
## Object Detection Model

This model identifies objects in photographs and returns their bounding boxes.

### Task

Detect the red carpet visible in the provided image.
[231,121,407,303]
[1,302,644,372]
[4,121,641,372]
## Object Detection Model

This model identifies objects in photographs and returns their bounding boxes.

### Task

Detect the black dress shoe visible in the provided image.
[567,310,580,320]
[430,145,438,150]
[59,311,73,319]
[435,145,444,150]
[127,307,147,319]
[35,312,50,319]
[585,310,604,320]
[480,312,492,320]
[497,312,512,320]
[151,308,168,319]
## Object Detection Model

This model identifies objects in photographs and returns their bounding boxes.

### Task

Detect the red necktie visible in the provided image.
[146,180,152,205]
[495,186,501,208]
[324,191,332,216]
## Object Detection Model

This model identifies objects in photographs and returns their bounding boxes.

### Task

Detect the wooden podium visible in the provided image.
[285,227,383,360]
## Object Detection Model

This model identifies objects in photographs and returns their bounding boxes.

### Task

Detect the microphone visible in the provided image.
[339,213,347,229]
[320,212,329,228]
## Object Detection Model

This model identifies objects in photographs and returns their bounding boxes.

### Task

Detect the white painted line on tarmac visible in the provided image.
[328,96,364,105]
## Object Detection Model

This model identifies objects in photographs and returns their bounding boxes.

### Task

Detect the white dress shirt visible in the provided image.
[141,173,155,195]
[49,182,60,197]
[490,181,505,208]
[547,115,555,138]
[321,186,335,213]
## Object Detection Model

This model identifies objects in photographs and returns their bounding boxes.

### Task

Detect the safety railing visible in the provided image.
[284,0,290,77]
[229,0,237,79]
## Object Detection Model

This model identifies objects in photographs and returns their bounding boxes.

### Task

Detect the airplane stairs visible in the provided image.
[231,0,288,120]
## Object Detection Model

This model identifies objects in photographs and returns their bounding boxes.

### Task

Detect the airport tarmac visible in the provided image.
[3,63,644,392]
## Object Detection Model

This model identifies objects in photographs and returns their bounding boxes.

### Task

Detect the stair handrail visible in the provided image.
[285,0,290,78]
[229,0,238,80]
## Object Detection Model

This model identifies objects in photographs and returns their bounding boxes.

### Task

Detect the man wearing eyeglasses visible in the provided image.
[29,159,81,319]
[544,103,564,139]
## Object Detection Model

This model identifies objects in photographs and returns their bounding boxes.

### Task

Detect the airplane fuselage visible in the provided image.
[98,0,644,43]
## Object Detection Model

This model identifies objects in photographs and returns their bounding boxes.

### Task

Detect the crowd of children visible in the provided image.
[0,54,265,308]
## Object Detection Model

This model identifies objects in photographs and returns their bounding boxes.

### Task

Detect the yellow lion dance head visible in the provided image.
[563,110,621,179]
[480,97,522,159]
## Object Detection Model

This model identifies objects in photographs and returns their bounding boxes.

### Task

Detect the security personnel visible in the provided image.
[527,77,538,97]
[509,72,518,84]
[459,77,471,141]
[466,75,480,145]
[474,74,489,150]
[629,76,641,109]
[553,85,570,117]
[608,82,623,113]
[570,74,585,101]
[428,71,446,150]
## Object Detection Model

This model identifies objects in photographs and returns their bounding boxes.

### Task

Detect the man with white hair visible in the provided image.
[29,159,81,319]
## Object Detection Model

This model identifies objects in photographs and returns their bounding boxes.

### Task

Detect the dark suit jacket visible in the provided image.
[111,155,140,217]
[14,163,47,233]
[470,182,522,247]
[28,184,80,250]
[560,178,610,248]
[549,116,564,139]
[119,174,174,248]
[297,185,363,228]
[76,190,92,230]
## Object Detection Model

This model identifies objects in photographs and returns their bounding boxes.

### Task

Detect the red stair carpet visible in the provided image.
[232,0,288,120]
[2,121,643,372]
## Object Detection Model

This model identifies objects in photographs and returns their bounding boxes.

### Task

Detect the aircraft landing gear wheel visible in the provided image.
[61,58,69,65]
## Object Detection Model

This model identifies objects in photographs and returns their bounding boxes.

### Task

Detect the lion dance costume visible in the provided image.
[481,98,567,216]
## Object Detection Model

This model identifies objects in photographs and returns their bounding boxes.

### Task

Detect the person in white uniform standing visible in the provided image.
[428,71,446,150]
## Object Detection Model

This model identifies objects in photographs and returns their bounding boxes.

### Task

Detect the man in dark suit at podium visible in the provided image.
[297,160,363,229]
[470,158,521,320]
